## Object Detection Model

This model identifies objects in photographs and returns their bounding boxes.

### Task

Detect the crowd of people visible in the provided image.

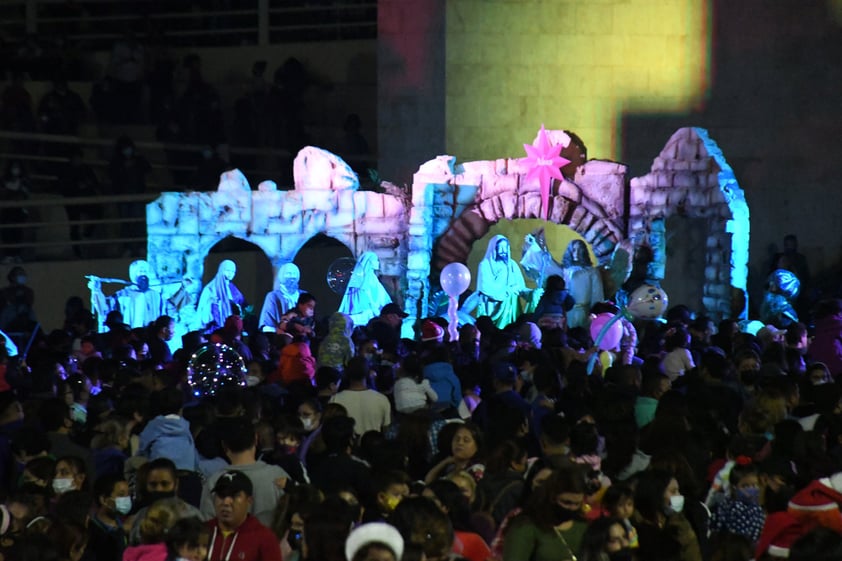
[0,28,373,262]
[0,259,841,561]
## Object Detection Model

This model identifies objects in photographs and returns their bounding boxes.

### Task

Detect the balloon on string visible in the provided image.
[187,343,247,398]
[440,262,471,298]
[590,313,623,351]
[626,284,669,320]
[326,257,358,294]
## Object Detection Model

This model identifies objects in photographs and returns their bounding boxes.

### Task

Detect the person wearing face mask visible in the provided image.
[259,263,304,333]
[710,459,765,543]
[89,473,133,561]
[263,416,309,486]
[0,160,31,265]
[633,469,702,561]
[363,470,409,523]
[129,458,206,546]
[52,456,88,496]
[0,266,36,333]
[577,516,632,561]
[502,466,589,561]
[89,260,163,331]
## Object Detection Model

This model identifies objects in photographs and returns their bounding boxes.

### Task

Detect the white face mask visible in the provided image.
[52,477,74,494]
[300,417,314,430]
[668,494,685,514]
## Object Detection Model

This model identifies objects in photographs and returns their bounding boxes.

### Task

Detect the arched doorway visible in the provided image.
[203,236,274,323]
[293,234,354,315]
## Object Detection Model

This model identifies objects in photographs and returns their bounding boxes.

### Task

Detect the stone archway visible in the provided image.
[433,182,625,270]
[293,234,354,314]
[202,236,274,310]
[405,151,629,326]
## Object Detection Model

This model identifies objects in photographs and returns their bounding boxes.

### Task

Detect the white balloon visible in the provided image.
[441,262,471,298]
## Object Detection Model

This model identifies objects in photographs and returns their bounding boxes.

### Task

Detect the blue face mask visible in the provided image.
[114,496,132,515]
[737,487,760,504]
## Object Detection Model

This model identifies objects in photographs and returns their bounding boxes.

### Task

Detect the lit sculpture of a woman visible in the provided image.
[338,251,393,328]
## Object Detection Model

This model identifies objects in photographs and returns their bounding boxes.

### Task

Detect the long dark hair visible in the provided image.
[521,465,587,531]
[633,469,674,524]
[578,516,624,561]
[427,479,474,532]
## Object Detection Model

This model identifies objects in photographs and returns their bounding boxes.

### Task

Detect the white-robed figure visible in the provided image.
[197,259,246,333]
[476,235,528,328]
[562,239,604,329]
[338,251,393,328]
[89,260,163,331]
[258,263,302,333]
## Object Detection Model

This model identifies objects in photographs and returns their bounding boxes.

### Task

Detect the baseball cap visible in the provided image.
[212,471,253,497]
[491,361,518,384]
[757,325,786,346]
[381,303,408,318]
[345,522,404,561]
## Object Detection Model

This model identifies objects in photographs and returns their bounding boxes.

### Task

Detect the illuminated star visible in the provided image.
[521,125,570,220]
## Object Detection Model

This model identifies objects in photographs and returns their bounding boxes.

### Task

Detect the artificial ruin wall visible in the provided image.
[145,147,410,312]
[144,127,748,333]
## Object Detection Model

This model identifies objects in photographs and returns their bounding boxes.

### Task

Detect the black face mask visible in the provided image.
[142,490,176,507]
[740,370,758,386]
[609,548,634,561]
[136,275,150,292]
[551,504,579,525]
[287,530,302,551]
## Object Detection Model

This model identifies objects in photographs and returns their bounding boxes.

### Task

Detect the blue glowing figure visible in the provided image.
[197,260,246,333]
[338,251,393,328]
[258,263,303,333]
[88,259,163,330]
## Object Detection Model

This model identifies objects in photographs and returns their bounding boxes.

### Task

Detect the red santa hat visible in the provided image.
[755,511,806,559]
[421,320,445,342]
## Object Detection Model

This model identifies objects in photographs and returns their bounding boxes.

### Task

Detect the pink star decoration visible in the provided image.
[521,125,570,220]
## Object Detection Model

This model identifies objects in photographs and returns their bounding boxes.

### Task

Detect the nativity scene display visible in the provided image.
[84,125,750,356]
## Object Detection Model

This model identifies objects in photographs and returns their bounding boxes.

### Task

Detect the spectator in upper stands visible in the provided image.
[0,72,37,136]
[57,146,102,257]
[0,159,31,264]
[108,135,150,257]
[37,75,86,136]
[106,32,146,123]
[190,144,231,190]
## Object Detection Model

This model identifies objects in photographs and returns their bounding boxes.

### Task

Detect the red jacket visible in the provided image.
[788,478,842,534]
[206,515,282,561]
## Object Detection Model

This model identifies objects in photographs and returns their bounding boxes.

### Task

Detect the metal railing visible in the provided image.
[0,128,376,261]
[0,1,377,48]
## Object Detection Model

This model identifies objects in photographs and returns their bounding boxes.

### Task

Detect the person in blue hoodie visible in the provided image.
[421,324,462,413]
[137,387,199,473]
